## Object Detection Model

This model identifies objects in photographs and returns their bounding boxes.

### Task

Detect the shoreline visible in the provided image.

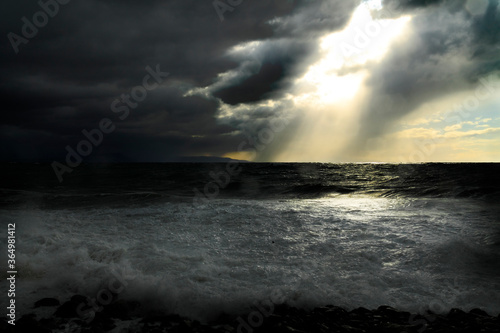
[2,296,500,332]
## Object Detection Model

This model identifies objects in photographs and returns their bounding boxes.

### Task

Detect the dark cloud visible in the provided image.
[183,0,360,160]
[1,0,362,162]
[383,0,445,9]
[0,0,321,162]
[213,62,289,105]
[212,42,312,105]
[5,0,495,162]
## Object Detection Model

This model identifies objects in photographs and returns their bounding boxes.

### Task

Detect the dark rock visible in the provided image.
[377,305,397,312]
[324,305,348,319]
[168,320,192,333]
[350,307,373,317]
[1,325,16,332]
[376,305,397,317]
[58,318,86,333]
[82,327,106,333]
[91,312,116,331]
[55,296,91,318]
[379,322,416,333]
[274,304,292,316]
[141,312,183,327]
[483,322,500,332]
[212,324,234,332]
[340,324,365,332]
[34,297,60,308]
[17,314,51,333]
[38,317,57,329]
[432,315,451,325]
[55,301,80,318]
[346,319,369,330]
[469,308,489,317]
[447,308,468,320]
[37,296,500,333]
[262,313,285,328]
[375,306,411,324]
[312,322,334,333]
[101,299,140,320]
[211,312,234,325]
[0,319,15,333]
[275,325,307,333]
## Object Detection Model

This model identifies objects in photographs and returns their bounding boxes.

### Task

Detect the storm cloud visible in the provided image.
[1,0,328,161]
[1,0,499,163]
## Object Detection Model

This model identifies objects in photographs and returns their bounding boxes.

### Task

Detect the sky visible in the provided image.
[1,0,500,163]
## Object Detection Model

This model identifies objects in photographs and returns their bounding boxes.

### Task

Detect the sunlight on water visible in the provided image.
[3,194,499,320]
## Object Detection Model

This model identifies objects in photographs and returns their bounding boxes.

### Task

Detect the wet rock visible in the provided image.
[350,307,373,317]
[375,305,411,324]
[17,314,52,333]
[17,294,500,333]
[324,305,349,320]
[141,312,184,327]
[38,317,57,329]
[469,308,489,317]
[0,319,15,333]
[274,303,292,316]
[213,324,234,332]
[71,294,89,303]
[447,308,468,320]
[91,312,116,332]
[168,320,192,333]
[34,297,60,308]
[211,312,234,326]
[55,301,80,318]
[379,322,417,333]
[101,299,140,320]
[55,295,90,318]
[261,313,284,328]
[340,324,365,332]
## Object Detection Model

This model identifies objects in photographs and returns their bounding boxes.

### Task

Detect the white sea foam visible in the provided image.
[1,197,499,321]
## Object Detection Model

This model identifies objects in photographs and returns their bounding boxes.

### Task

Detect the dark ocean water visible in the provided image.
[1,163,500,324]
[1,163,499,208]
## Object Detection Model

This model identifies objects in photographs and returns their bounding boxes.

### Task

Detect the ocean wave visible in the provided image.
[2,163,499,209]
[2,197,500,321]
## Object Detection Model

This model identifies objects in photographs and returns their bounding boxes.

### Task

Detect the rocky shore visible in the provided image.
[2,296,500,332]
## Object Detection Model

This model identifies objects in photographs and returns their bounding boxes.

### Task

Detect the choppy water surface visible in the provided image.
[1,163,499,320]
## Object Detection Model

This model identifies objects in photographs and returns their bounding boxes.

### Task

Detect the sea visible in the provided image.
[1,162,500,323]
